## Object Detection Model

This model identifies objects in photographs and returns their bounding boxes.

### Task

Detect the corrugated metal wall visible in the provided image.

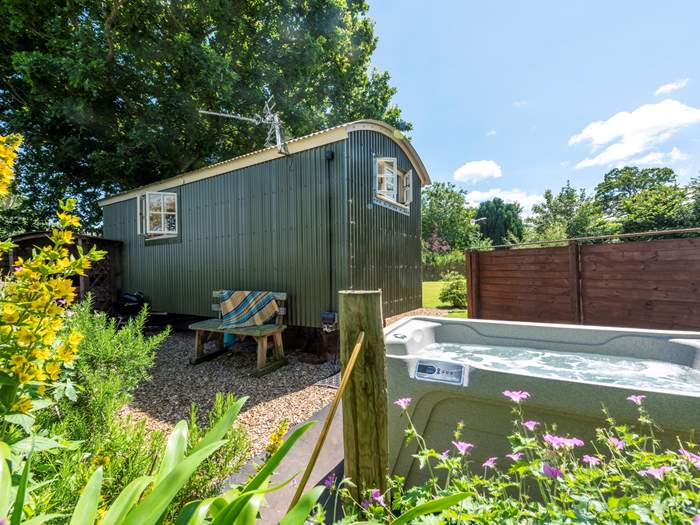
[103,141,347,327]
[102,129,422,326]
[345,130,422,318]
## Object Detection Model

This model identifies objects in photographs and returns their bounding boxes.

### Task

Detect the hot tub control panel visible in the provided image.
[415,359,464,385]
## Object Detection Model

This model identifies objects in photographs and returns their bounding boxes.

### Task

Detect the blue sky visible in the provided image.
[368,1,700,212]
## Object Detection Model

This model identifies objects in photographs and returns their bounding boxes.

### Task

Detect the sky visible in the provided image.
[368,1,700,213]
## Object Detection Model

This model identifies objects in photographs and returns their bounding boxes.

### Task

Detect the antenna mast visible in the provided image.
[199,95,290,155]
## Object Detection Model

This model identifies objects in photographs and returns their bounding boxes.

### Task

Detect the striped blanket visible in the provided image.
[220,290,279,328]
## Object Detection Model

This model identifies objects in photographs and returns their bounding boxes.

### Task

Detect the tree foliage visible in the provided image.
[421,182,484,251]
[475,197,524,245]
[594,167,677,215]
[0,0,409,229]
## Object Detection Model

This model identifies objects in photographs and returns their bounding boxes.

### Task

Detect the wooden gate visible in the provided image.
[466,236,700,330]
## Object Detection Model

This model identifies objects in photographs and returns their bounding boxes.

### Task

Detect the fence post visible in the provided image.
[339,290,389,501]
[568,241,582,323]
[465,250,480,318]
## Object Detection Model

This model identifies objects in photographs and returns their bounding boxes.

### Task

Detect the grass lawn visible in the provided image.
[422,281,467,318]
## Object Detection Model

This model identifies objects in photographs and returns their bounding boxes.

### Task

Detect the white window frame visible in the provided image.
[375,157,413,209]
[137,191,178,239]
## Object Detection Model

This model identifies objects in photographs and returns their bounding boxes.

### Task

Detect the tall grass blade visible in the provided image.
[68,467,103,525]
[192,396,247,454]
[0,458,11,516]
[279,486,324,525]
[391,492,469,525]
[10,455,31,525]
[101,476,153,525]
[155,420,188,486]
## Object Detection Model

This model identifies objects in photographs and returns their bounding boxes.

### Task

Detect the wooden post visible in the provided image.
[465,250,480,318]
[568,241,582,323]
[339,290,388,501]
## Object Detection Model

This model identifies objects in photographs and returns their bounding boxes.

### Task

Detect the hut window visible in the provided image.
[375,157,413,207]
[138,191,178,238]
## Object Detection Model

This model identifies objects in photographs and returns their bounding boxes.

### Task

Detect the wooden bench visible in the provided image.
[189,291,287,376]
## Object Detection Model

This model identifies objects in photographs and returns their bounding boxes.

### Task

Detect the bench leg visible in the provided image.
[193,330,205,361]
[272,332,284,360]
[216,332,225,352]
[256,336,268,369]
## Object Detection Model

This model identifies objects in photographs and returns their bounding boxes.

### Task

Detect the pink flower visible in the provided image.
[440,450,449,460]
[394,398,412,410]
[482,456,497,469]
[522,420,540,431]
[608,437,625,450]
[323,472,336,488]
[678,449,700,468]
[503,390,530,403]
[544,434,585,449]
[452,440,474,455]
[626,394,646,405]
[582,455,601,466]
[506,452,523,461]
[542,463,563,478]
[693,515,700,525]
[360,499,370,509]
[638,466,673,480]
[370,489,385,507]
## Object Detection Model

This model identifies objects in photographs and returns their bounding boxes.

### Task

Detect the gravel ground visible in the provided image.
[122,331,338,456]
[123,308,447,457]
[386,307,447,326]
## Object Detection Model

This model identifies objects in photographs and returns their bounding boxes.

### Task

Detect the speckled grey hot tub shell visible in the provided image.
[384,317,700,483]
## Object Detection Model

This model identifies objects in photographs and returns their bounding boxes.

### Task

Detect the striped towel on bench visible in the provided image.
[220,290,279,328]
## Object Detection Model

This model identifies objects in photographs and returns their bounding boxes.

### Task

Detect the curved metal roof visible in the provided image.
[98,119,430,207]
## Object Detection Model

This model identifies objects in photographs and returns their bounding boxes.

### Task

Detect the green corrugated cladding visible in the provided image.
[346,130,422,318]
[102,129,421,327]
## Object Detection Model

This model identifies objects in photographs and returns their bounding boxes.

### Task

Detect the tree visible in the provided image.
[475,198,524,245]
[618,185,690,233]
[0,0,409,229]
[421,182,483,251]
[528,181,615,239]
[594,167,677,215]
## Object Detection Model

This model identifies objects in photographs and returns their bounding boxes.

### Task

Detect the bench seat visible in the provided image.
[188,318,287,338]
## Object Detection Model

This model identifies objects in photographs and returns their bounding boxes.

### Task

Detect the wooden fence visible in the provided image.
[466,236,700,331]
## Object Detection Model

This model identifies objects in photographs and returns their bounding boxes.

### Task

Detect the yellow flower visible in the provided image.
[0,325,12,335]
[2,304,19,323]
[34,368,47,381]
[10,354,27,367]
[42,330,56,345]
[16,328,35,346]
[56,345,75,365]
[50,229,73,244]
[45,361,61,380]
[17,369,34,384]
[57,211,81,229]
[10,396,32,414]
[37,385,46,396]
[67,330,84,348]
[32,346,50,360]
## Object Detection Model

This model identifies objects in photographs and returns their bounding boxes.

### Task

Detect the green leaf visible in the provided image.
[11,436,62,455]
[191,396,247,454]
[10,456,31,525]
[279,486,325,525]
[155,420,188,486]
[210,477,296,525]
[232,494,264,525]
[391,492,470,525]
[121,441,226,525]
[69,467,103,525]
[243,421,315,494]
[101,476,153,525]
[0,458,11,516]
[3,413,35,434]
[21,514,64,525]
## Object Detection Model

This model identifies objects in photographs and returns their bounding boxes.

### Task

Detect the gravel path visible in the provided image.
[123,331,337,456]
[124,309,446,457]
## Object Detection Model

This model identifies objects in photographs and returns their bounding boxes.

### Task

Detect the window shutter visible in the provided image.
[404,169,414,205]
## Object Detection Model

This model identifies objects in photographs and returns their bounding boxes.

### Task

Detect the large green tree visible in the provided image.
[528,181,615,240]
[0,0,409,230]
[594,166,677,215]
[421,182,483,251]
[475,198,524,246]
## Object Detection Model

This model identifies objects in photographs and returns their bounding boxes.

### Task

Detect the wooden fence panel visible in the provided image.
[467,246,577,323]
[580,237,700,330]
[467,236,700,331]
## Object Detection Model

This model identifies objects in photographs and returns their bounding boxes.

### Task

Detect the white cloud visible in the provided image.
[512,100,528,108]
[628,147,690,166]
[486,130,497,136]
[560,161,570,167]
[569,99,700,169]
[453,160,502,184]
[466,188,543,215]
[654,78,689,96]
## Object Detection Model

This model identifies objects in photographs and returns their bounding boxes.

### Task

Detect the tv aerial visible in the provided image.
[199,95,290,155]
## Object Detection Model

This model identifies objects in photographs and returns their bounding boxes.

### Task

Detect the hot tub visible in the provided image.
[385,317,700,484]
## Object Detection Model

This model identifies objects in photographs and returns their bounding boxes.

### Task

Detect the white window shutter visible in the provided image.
[404,169,414,205]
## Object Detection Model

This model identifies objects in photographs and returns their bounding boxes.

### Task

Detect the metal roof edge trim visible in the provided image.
[98,120,430,207]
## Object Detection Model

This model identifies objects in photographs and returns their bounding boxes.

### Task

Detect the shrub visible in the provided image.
[438,270,467,308]
[332,392,700,524]
[422,249,464,281]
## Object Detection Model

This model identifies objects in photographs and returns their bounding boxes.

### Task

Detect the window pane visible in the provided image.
[164,194,176,212]
[149,213,163,232]
[148,193,163,212]
[165,213,177,232]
